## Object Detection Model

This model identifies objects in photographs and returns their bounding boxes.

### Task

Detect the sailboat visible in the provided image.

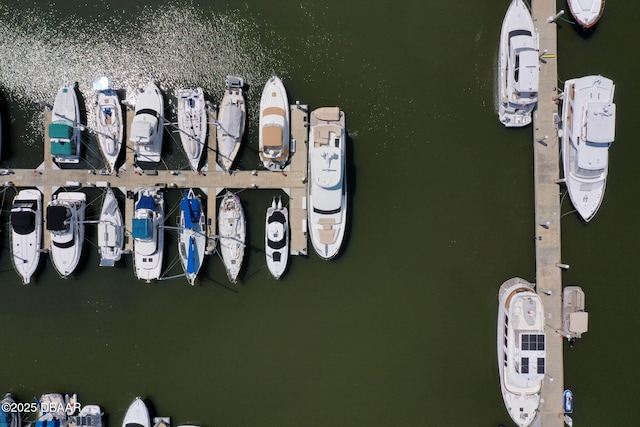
[218,191,245,283]
[265,197,289,279]
[177,87,207,171]
[178,189,206,285]
[10,189,42,284]
[94,77,123,173]
[49,78,82,164]
[132,187,164,282]
[216,76,246,172]
[98,187,124,266]
[46,192,86,278]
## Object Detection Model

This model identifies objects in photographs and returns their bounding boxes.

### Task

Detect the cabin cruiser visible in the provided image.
[46,192,86,278]
[561,75,615,222]
[133,188,164,281]
[131,81,164,163]
[259,76,290,171]
[216,76,246,172]
[498,0,539,127]
[308,107,347,259]
[497,278,546,427]
[10,189,42,284]
[122,398,150,427]
[265,196,289,279]
[49,79,82,163]
[177,87,207,171]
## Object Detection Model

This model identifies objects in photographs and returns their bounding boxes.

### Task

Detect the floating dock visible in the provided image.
[531,0,565,426]
[4,102,310,267]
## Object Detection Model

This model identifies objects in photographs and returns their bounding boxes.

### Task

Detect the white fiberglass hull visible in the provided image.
[308,107,347,260]
[216,80,246,172]
[498,0,539,127]
[122,398,150,427]
[561,75,615,222]
[218,191,245,283]
[50,79,82,163]
[177,88,207,171]
[47,192,86,278]
[259,75,290,171]
[265,198,289,279]
[131,82,164,163]
[98,187,123,266]
[133,188,164,281]
[178,189,206,285]
[96,89,124,172]
[567,0,605,29]
[10,189,42,284]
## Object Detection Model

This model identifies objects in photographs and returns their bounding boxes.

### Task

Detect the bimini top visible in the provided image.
[49,122,73,139]
[46,205,69,231]
[132,218,152,239]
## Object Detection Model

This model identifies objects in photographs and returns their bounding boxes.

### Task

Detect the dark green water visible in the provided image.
[0,0,637,425]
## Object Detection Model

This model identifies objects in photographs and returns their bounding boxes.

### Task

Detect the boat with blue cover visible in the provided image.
[178,189,206,285]
[1,393,21,427]
[49,79,82,164]
[35,393,68,427]
[133,188,164,282]
[564,389,573,413]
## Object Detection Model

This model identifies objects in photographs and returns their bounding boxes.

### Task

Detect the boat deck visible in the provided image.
[6,102,310,270]
[531,1,565,426]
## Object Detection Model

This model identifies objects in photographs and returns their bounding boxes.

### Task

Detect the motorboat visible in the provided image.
[218,191,245,283]
[216,76,246,172]
[98,187,124,267]
[564,389,574,413]
[1,393,21,427]
[94,77,124,173]
[265,196,289,279]
[10,189,42,284]
[561,75,615,222]
[259,75,290,171]
[131,81,164,163]
[133,188,164,282]
[498,0,539,127]
[35,393,69,427]
[308,107,347,260]
[567,0,605,29]
[562,286,589,339]
[122,398,150,427]
[46,192,86,278]
[68,404,103,427]
[177,87,207,171]
[49,78,82,163]
[178,189,206,285]
[497,278,546,427]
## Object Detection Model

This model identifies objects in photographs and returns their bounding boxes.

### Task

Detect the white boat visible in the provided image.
[46,192,86,278]
[49,78,82,163]
[133,188,164,282]
[497,278,546,427]
[498,0,539,127]
[122,398,150,427]
[561,75,615,222]
[178,189,206,285]
[265,196,289,279]
[98,187,124,267]
[68,405,102,427]
[152,418,170,427]
[567,0,605,29]
[94,77,124,173]
[131,81,164,163]
[36,393,68,427]
[218,191,245,283]
[259,75,290,171]
[10,189,42,284]
[177,87,207,171]
[308,107,347,260]
[1,393,21,427]
[216,76,246,172]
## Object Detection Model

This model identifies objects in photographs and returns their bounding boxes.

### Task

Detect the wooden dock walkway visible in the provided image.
[531,1,565,426]
[9,101,310,264]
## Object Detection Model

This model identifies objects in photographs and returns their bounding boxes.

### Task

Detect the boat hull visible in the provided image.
[47,192,86,278]
[216,79,246,172]
[10,189,42,284]
[567,0,605,29]
[178,189,206,285]
[265,198,289,279]
[218,191,245,283]
[133,188,164,281]
[177,88,207,171]
[122,398,150,427]
[50,79,82,163]
[259,76,290,171]
[98,187,123,266]
[131,82,164,163]
[96,89,124,172]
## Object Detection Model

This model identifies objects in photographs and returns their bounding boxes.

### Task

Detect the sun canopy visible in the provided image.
[46,205,69,231]
[132,218,152,239]
[11,210,36,235]
[49,122,73,139]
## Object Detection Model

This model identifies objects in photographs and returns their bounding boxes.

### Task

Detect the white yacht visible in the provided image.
[561,75,615,222]
[218,191,245,283]
[49,78,82,163]
[178,189,206,285]
[265,196,289,280]
[131,81,164,163]
[497,278,546,427]
[10,189,42,284]
[567,0,605,29]
[308,107,347,260]
[94,77,123,173]
[1,393,21,427]
[177,87,207,171]
[216,76,246,172]
[133,188,164,282]
[46,192,86,278]
[122,398,150,427]
[98,187,124,266]
[259,75,290,171]
[498,0,539,127]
